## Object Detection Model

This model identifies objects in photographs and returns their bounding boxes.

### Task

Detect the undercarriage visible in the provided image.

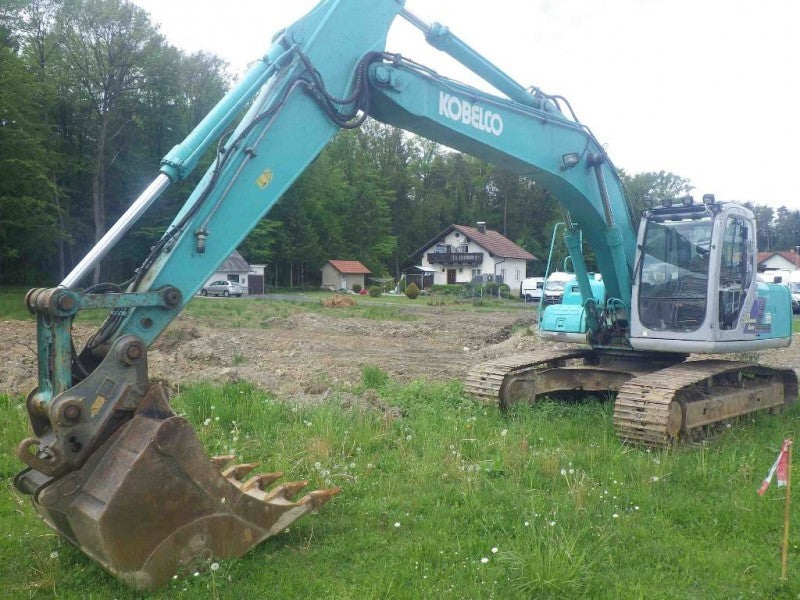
[464,350,797,447]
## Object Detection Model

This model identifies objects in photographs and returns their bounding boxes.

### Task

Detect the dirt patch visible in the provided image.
[0,306,525,401]
[2,308,798,404]
[321,294,357,308]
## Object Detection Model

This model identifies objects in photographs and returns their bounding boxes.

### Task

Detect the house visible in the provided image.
[204,251,265,295]
[409,222,536,295]
[321,260,371,290]
[758,250,800,272]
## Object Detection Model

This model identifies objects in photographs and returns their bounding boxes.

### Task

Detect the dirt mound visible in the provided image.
[321,294,357,308]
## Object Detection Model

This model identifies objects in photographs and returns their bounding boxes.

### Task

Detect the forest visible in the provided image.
[2,0,799,288]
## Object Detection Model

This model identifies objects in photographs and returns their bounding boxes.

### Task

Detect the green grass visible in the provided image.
[0,287,530,328]
[2,374,800,599]
[793,315,800,333]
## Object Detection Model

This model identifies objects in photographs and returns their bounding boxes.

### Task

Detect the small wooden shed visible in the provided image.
[321,260,371,290]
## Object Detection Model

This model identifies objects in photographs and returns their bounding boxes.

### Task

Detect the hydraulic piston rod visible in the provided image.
[60,174,172,289]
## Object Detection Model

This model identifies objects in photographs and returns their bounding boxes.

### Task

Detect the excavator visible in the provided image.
[14,0,796,590]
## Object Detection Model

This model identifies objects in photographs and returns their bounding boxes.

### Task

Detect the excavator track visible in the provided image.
[464,349,594,407]
[614,360,798,448]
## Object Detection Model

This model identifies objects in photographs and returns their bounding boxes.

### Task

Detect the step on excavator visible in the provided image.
[14,0,796,590]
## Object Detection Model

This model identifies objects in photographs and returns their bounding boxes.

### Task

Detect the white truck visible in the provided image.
[520,277,545,302]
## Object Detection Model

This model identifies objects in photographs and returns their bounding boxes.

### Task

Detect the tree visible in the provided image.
[618,169,693,214]
[55,0,161,283]
[0,45,60,282]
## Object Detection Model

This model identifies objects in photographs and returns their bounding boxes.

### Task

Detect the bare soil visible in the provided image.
[2,308,797,403]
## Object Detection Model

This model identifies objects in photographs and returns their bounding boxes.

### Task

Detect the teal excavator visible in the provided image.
[15,0,796,590]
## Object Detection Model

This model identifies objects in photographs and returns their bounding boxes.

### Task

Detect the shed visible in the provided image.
[321,260,371,290]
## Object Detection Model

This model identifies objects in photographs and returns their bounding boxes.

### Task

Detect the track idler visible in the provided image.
[14,384,340,591]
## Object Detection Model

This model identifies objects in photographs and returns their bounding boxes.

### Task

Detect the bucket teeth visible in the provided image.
[262,480,309,502]
[210,454,236,467]
[18,384,342,592]
[241,472,284,491]
[309,487,343,507]
[221,462,260,481]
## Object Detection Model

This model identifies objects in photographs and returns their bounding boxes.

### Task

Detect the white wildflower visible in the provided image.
[612,513,619,519]
[491,547,498,554]
[500,429,507,437]
[651,476,660,482]
[394,522,401,528]
[203,418,211,426]
[548,521,556,527]
[49,551,58,559]
[524,521,530,527]
[210,562,220,571]
[560,468,567,476]
[568,468,575,474]
[480,557,489,564]
[193,572,199,577]
[634,505,640,510]
[314,462,322,470]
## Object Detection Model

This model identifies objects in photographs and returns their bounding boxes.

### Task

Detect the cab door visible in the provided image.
[714,209,756,341]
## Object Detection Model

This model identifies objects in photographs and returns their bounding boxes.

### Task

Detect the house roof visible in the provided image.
[410,224,536,261]
[757,250,800,267]
[325,260,371,274]
[218,251,250,273]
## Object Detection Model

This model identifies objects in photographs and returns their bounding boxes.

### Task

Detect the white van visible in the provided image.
[520,277,545,302]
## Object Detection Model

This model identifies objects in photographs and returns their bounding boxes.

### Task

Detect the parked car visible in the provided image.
[201,280,245,297]
[790,282,800,314]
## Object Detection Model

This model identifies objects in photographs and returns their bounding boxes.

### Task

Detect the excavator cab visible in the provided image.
[630,197,793,352]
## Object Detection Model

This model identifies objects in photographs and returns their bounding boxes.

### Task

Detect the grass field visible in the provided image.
[0,287,530,327]
[2,371,800,599]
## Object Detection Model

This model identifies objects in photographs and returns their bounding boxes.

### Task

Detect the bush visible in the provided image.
[405,282,420,299]
[498,284,511,299]
[369,286,382,298]
[430,284,463,296]
[482,281,500,297]
[352,283,362,293]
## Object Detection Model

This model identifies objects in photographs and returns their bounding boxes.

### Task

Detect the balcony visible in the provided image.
[426,252,484,266]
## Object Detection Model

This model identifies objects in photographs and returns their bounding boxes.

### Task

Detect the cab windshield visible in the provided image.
[638,216,713,332]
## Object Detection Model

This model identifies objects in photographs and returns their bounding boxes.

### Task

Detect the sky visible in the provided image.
[131,0,800,209]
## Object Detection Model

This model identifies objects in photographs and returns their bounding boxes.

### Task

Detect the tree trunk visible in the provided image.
[91,111,109,285]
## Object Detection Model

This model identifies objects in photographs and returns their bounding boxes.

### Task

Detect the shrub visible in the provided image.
[405,282,420,299]
[483,281,500,297]
[352,283,362,293]
[369,285,382,298]
[498,284,511,299]
[430,284,463,296]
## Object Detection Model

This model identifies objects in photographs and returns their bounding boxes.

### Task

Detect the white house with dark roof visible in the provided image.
[409,222,536,294]
[204,251,264,295]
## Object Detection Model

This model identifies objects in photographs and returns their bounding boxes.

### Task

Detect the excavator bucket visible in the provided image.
[14,384,340,591]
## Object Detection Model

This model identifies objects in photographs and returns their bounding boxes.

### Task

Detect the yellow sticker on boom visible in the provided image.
[256,169,273,189]
[91,395,106,416]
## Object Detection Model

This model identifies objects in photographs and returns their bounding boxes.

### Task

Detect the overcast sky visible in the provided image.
[131,0,799,209]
